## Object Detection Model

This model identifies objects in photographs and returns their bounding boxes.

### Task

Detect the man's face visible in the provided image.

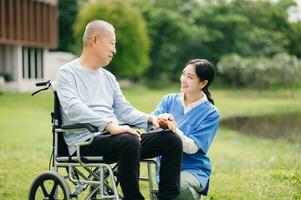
[95,30,116,66]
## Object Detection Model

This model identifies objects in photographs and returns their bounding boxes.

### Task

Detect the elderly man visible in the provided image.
[55,20,182,200]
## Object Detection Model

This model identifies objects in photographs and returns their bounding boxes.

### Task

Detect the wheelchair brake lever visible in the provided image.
[31,87,49,96]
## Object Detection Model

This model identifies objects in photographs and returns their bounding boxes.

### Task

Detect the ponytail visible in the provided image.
[202,87,214,105]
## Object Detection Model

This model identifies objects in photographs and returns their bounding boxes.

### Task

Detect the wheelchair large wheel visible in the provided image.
[29,171,71,200]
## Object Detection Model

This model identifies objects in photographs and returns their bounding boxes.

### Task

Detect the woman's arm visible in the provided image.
[156,113,199,153]
[176,128,199,154]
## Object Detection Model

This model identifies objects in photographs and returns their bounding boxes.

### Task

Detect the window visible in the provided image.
[22,47,43,79]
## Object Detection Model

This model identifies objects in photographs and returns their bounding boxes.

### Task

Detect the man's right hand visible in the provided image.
[105,123,141,139]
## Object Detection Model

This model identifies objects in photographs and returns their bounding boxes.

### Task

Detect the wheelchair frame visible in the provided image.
[29,81,158,200]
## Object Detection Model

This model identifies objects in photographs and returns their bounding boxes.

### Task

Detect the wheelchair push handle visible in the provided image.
[32,80,53,96]
[36,81,51,87]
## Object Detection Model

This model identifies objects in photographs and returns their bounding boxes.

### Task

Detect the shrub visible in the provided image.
[0,73,12,82]
[217,53,301,89]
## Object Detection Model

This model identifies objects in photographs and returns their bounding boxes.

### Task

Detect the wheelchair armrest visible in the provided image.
[61,123,98,133]
[56,123,102,166]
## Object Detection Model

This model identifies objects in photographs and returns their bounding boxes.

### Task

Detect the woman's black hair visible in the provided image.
[185,59,215,105]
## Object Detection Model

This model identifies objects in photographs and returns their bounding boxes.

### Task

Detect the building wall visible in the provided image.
[44,51,76,81]
[0,44,19,81]
[0,0,59,92]
[0,48,75,92]
[0,0,58,48]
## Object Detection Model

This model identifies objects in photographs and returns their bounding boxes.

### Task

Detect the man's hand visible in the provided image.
[105,123,141,139]
[148,115,160,129]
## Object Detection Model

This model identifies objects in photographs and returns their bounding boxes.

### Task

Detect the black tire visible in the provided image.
[29,171,71,200]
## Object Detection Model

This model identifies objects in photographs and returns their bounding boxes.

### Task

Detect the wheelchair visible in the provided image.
[28,81,159,200]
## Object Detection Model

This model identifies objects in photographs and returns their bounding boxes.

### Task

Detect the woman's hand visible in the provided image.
[157,114,177,133]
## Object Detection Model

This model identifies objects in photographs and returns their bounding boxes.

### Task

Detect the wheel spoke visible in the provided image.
[49,181,59,197]
[40,182,49,197]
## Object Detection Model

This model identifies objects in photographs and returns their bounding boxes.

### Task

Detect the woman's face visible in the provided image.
[180,64,207,94]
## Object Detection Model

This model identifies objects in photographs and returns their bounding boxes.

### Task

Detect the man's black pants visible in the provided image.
[79,130,183,200]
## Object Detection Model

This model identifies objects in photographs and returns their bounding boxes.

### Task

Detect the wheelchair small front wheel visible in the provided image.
[29,171,71,200]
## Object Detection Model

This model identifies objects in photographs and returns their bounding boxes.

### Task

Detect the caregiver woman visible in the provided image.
[153,59,220,200]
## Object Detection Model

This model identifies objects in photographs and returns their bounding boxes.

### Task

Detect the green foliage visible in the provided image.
[140,7,196,81]
[73,0,150,78]
[0,73,12,82]
[287,22,301,58]
[231,0,301,57]
[129,0,301,84]
[57,0,78,52]
[132,0,214,81]
[217,53,301,89]
[58,0,301,86]
[193,0,290,62]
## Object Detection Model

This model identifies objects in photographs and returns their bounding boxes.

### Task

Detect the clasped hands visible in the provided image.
[106,113,177,140]
[153,113,177,133]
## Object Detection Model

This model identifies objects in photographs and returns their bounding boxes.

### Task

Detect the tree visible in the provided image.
[129,0,301,83]
[56,0,78,52]
[131,1,210,81]
[73,1,150,78]
[192,1,291,61]
[287,21,301,58]
[141,7,194,81]
[231,0,301,58]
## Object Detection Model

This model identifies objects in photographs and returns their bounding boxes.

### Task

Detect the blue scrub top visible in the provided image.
[153,93,219,195]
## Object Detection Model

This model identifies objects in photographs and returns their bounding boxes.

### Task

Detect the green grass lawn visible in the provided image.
[0,87,300,199]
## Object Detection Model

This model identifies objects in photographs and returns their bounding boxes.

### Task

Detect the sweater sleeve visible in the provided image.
[112,79,149,129]
[55,68,112,132]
